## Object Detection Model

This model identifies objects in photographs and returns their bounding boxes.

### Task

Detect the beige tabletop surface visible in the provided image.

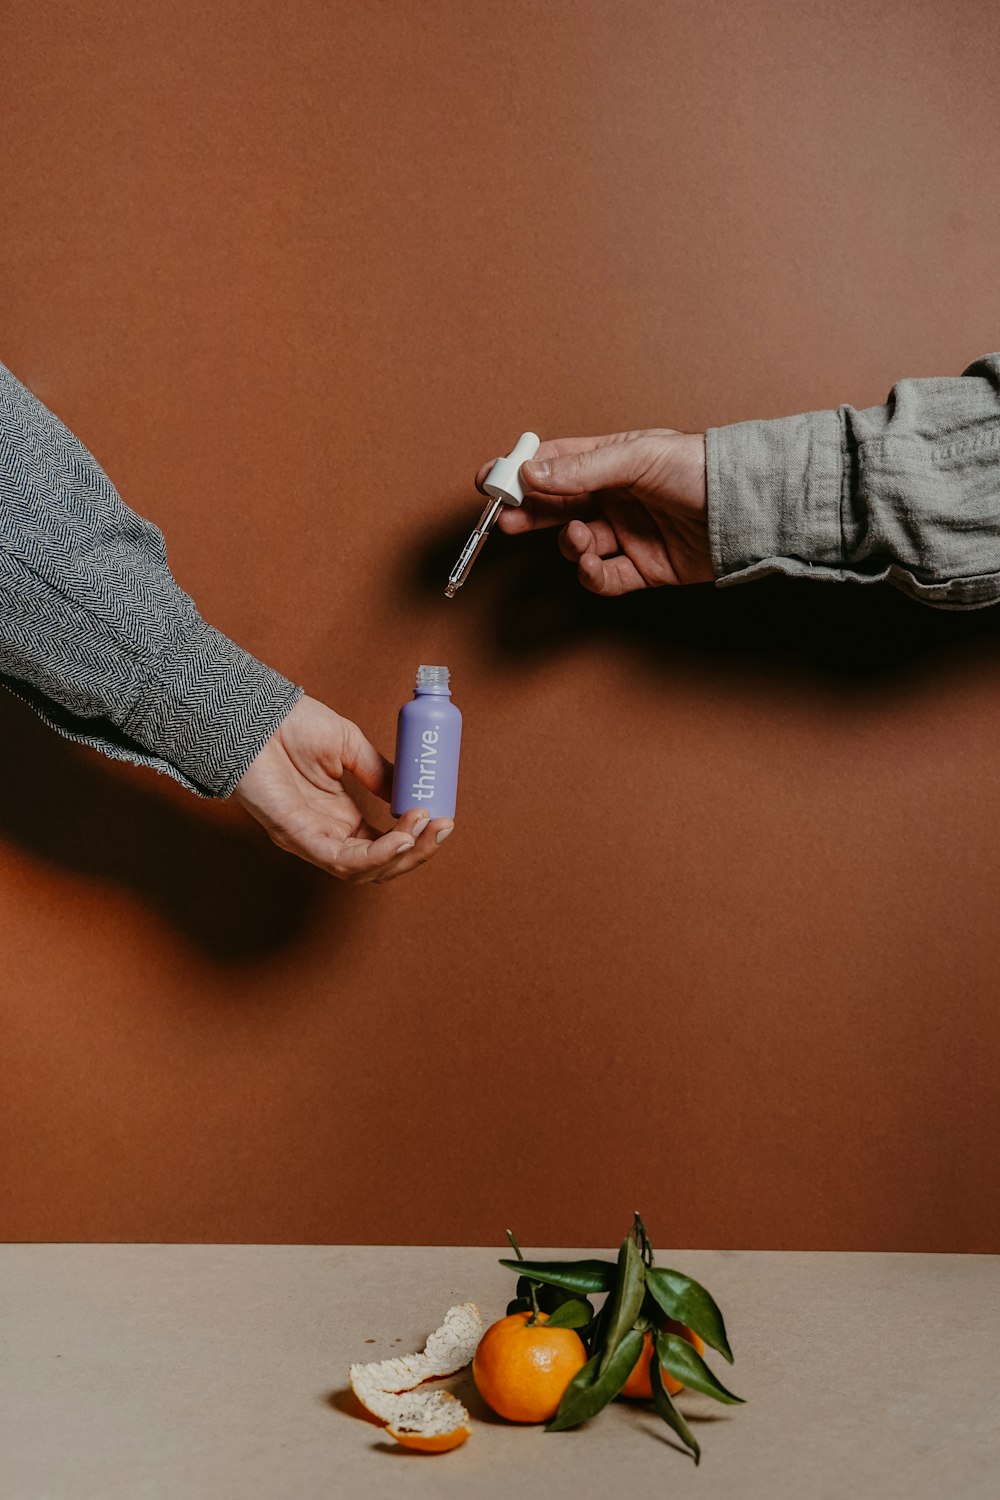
[1,1245,998,1500]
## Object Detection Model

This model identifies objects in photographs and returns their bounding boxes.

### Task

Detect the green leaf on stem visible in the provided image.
[543,1296,594,1330]
[645,1267,734,1363]
[598,1234,646,1376]
[547,1327,646,1431]
[547,1355,598,1429]
[498,1258,616,1295]
[541,1284,587,1315]
[585,1284,613,1357]
[512,1276,583,1323]
[650,1358,700,1465]
[506,1296,532,1315]
[656,1332,744,1404]
[640,1288,664,1327]
[632,1211,654,1267]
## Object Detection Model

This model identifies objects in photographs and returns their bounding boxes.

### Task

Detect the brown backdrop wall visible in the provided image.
[2,0,999,1251]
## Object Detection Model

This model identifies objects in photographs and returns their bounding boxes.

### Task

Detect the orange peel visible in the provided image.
[349,1302,482,1452]
[387,1391,472,1451]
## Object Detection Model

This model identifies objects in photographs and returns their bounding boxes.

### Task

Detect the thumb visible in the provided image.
[521,438,657,495]
[339,719,394,802]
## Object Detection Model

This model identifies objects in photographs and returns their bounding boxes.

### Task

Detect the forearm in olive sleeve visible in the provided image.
[707,353,1000,609]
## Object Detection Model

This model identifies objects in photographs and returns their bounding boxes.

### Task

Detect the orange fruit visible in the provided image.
[473,1310,588,1423]
[619,1319,705,1400]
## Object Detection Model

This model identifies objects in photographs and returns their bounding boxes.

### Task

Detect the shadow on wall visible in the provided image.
[415,502,1000,690]
[4,508,1000,963]
[0,695,321,963]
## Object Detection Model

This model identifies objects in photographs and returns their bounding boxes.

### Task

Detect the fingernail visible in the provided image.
[435,825,454,844]
[398,839,415,854]
[524,459,549,480]
[413,814,429,835]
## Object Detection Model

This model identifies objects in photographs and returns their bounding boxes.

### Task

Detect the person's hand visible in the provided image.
[476,429,711,595]
[232,695,453,882]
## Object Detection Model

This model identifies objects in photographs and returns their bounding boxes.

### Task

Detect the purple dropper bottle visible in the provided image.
[391,665,462,820]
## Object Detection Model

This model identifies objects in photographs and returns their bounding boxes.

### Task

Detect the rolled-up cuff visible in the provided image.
[706,408,845,587]
[121,620,303,797]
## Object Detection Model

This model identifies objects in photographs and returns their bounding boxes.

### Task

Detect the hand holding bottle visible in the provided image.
[233,695,452,882]
[476,429,711,595]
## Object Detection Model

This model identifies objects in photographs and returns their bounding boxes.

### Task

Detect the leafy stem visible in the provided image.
[632,1210,655,1268]
[506,1228,541,1322]
[500,1213,742,1465]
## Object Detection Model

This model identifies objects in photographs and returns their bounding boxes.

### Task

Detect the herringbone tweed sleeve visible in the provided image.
[0,362,302,797]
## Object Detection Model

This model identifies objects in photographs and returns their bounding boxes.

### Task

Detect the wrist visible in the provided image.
[684,431,708,510]
[121,620,303,798]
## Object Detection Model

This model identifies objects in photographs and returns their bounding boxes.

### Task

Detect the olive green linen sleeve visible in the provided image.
[706,353,1000,609]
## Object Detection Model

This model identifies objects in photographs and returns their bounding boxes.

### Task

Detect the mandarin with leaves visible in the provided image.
[498,1214,744,1464]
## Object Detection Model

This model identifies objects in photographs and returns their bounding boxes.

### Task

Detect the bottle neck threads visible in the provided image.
[415,664,451,694]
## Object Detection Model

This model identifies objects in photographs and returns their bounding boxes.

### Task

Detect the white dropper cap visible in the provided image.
[481,432,540,508]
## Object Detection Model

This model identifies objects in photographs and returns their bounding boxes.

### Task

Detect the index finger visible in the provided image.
[497,492,596,535]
